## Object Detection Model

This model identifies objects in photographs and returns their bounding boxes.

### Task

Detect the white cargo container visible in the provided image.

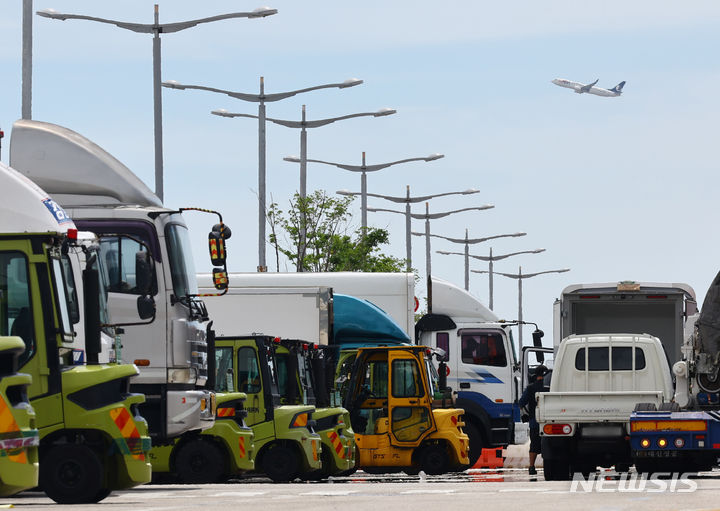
[196,279,332,344]
[206,272,416,336]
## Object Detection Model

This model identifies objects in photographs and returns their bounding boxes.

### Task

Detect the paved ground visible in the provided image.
[6,468,720,510]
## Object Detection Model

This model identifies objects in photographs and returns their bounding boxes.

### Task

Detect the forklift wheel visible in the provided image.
[419,445,450,475]
[175,439,227,484]
[262,444,300,482]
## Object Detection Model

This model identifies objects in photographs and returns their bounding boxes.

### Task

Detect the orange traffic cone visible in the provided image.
[472,448,505,469]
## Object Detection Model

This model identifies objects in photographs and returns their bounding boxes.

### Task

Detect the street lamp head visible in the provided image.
[533,248,547,254]
[373,108,397,117]
[512,232,527,237]
[462,188,480,194]
[424,153,445,161]
[211,109,233,117]
[339,78,364,88]
[162,80,187,90]
[37,8,66,20]
[336,189,358,196]
[249,7,279,18]
[283,156,301,163]
[480,204,495,210]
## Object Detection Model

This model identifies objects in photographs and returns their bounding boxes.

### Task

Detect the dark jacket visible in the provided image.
[518,378,544,428]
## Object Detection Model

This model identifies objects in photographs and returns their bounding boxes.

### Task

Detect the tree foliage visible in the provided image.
[267,190,406,273]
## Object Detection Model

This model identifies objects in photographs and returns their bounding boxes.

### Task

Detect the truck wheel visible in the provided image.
[543,458,571,481]
[658,402,680,412]
[262,444,300,482]
[633,403,657,412]
[175,439,227,483]
[40,444,105,504]
[464,422,484,467]
[419,445,450,475]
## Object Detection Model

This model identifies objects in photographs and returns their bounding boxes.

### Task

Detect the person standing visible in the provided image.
[519,364,548,475]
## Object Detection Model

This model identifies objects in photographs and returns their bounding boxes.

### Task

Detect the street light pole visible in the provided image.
[467,248,546,310]
[475,266,569,347]
[37,5,278,202]
[163,77,362,271]
[430,230,526,291]
[22,0,33,120]
[341,186,478,271]
[410,202,495,312]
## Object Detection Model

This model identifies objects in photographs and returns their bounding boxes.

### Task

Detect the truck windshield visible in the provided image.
[165,223,198,299]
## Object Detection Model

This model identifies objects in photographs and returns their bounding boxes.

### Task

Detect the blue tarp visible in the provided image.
[332,294,411,345]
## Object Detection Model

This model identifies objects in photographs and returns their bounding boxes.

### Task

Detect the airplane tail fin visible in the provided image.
[611,81,626,94]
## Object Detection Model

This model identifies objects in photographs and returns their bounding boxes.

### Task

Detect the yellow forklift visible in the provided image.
[344,346,470,474]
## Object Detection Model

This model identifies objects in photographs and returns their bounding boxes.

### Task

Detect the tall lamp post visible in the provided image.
[37,5,277,202]
[22,0,33,120]
[474,266,569,347]
[431,230,527,291]
[468,248,546,310]
[411,203,495,311]
[163,77,363,271]
[287,153,444,235]
[339,186,479,271]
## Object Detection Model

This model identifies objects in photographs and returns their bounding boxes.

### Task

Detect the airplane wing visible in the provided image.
[578,79,599,94]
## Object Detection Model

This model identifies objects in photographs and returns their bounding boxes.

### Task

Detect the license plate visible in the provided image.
[580,425,624,437]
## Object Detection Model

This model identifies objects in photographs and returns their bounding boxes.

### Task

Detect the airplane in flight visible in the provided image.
[552,78,625,97]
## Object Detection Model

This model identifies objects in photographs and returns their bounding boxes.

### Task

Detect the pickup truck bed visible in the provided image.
[538,391,664,424]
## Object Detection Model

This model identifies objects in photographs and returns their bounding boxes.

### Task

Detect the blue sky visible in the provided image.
[2,1,719,347]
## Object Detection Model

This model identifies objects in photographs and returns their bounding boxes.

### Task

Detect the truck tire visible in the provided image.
[175,439,227,483]
[40,444,106,504]
[658,402,680,412]
[633,403,657,412]
[262,444,300,482]
[419,444,450,475]
[543,458,571,481]
[464,422,484,467]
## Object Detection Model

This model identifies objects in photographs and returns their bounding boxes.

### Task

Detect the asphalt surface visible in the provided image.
[6,468,720,510]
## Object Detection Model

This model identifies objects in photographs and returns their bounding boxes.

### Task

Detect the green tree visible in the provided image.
[267,190,406,273]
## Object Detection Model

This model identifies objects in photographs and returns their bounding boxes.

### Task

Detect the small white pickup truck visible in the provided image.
[537,333,674,480]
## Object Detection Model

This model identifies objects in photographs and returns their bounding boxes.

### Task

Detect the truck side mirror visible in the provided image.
[135,251,153,295]
[212,269,229,291]
[212,223,232,240]
[136,296,156,320]
[83,267,102,365]
[532,329,545,363]
[208,231,227,267]
[438,360,448,391]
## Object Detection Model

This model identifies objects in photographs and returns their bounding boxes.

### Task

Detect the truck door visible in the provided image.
[388,350,436,446]
[235,345,265,426]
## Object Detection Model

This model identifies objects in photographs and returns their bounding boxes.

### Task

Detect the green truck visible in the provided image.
[0,161,152,503]
[216,336,322,481]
